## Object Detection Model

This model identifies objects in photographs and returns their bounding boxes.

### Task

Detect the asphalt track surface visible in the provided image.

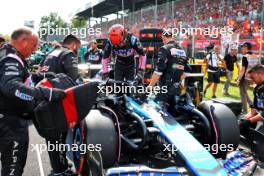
[22,124,52,176]
[1,123,264,176]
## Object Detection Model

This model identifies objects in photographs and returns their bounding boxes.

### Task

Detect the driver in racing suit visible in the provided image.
[148,29,189,106]
[102,24,146,81]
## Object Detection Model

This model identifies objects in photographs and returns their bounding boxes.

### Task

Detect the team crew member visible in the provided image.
[0,28,66,176]
[203,45,226,98]
[84,40,104,78]
[222,45,240,95]
[239,64,264,154]
[102,24,146,81]
[39,34,80,81]
[237,42,256,114]
[148,30,189,106]
[39,35,81,176]
[84,39,103,64]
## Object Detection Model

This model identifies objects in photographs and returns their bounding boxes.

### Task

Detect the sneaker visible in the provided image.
[62,169,78,176]
[50,169,78,176]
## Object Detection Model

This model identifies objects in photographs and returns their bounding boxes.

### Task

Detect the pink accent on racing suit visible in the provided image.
[138,54,146,70]
[102,57,110,73]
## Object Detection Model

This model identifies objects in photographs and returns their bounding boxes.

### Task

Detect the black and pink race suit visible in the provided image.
[102,33,146,81]
[0,44,53,176]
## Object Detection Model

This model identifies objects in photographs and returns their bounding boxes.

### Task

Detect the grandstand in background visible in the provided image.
[75,0,264,57]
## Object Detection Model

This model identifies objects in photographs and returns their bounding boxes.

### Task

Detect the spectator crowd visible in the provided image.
[93,0,262,40]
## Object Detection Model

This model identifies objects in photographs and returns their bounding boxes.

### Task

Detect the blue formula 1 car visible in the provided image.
[71,79,257,176]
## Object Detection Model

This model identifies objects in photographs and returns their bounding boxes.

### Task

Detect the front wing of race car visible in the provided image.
[106,166,182,176]
[106,97,257,176]
[105,151,257,176]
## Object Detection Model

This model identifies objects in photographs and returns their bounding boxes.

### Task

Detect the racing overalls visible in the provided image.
[0,44,52,176]
[240,83,264,144]
[252,83,264,162]
[84,48,104,78]
[39,46,78,174]
[253,83,264,127]
[154,41,189,104]
[102,33,146,81]
[85,48,103,64]
[39,46,78,81]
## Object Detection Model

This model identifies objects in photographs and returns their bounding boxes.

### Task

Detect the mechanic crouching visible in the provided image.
[240,64,264,165]
[148,30,189,108]
[0,28,66,176]
[102,24,146,81]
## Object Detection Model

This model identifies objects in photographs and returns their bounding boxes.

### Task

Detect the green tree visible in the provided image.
[71,16,87,28]
[39,12,68,41]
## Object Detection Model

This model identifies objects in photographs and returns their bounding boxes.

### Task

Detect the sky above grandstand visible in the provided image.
[0,0,91,35]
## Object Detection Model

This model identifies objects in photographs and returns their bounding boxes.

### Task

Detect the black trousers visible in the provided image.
[0,115,29,176]
[114,64,135,82]
[156,84,180,104]
[45,132,68,174]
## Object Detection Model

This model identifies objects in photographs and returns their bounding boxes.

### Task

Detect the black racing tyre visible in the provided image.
[198,101,240,158]
[73,121,90,176]
[211,98,242,117]
[139,28,163,43]
[84,109,117,168]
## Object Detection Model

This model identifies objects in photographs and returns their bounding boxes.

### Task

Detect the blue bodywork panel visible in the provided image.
[125,97,228,176]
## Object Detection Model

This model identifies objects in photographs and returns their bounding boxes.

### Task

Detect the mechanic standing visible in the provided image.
[237,42,256,114]
[39,34,81,176]
[84,39,103,64]
[0,28,66,176]
[148,29,189,107]
[84,39,104,78]
[39,34,80,81]
[222,45,240,95]
[102,24,146,81]
[203,45,226,98]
